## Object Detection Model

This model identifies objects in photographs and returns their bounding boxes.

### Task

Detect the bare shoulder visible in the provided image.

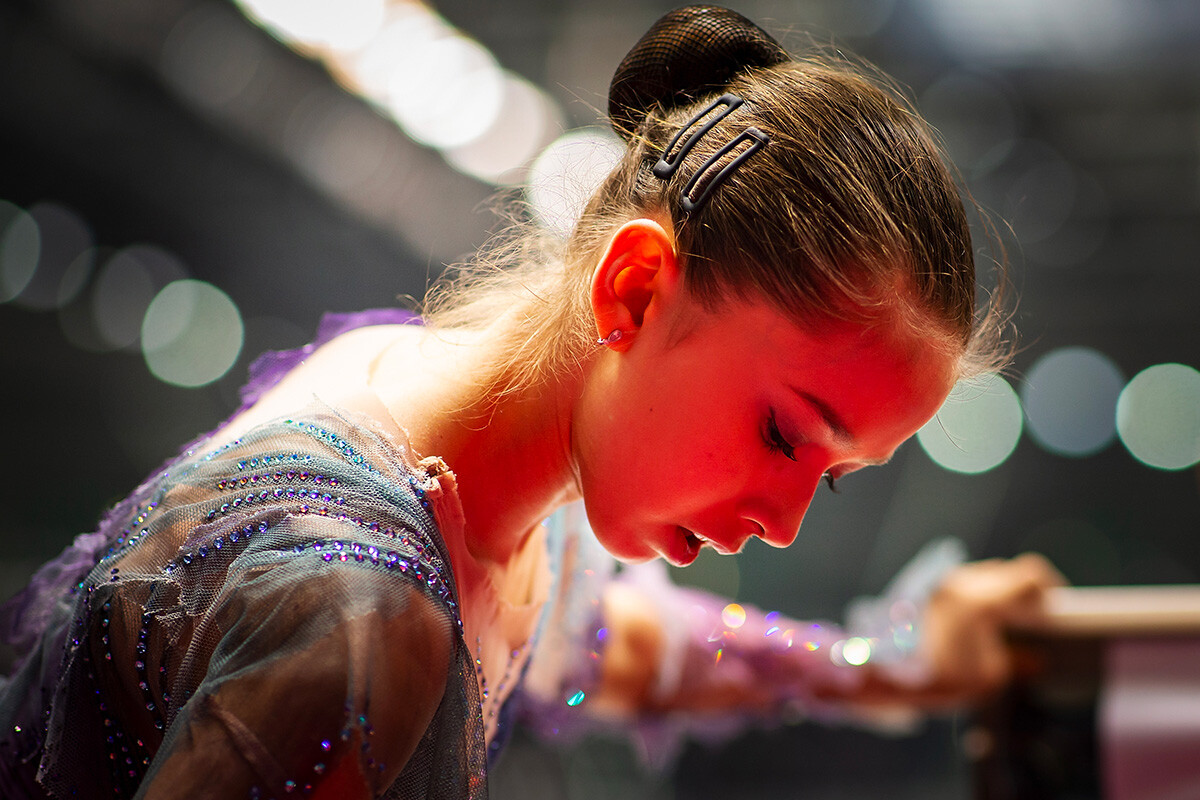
[216,324,425,446]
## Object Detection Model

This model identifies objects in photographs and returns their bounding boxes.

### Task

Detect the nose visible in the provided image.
[739,465,825,546]
[741,471,823,549]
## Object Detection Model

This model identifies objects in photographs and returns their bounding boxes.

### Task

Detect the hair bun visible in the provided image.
[608,5,789,139]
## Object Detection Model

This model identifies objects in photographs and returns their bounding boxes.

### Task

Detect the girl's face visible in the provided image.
[571,292,957,566]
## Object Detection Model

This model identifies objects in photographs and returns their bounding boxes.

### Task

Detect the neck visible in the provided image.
[439,378,583,565]
[374,327,585,566]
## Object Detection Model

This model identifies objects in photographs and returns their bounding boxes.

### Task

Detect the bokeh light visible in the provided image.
[840,637,872,667]
[444,76,560,185]
[237,0,385,52]
[919,0,1142,64]
[721,603,747,629]
[918,374,1023,474]
[920,70,1018,179]
[1022,346,1124,457]
[354,6,505,150]
[283,89,392,197]
[56,248,99,310]
[1003,140,1080,246]
[142,280,244,387]
[354,4,451,103]
[92,246,189,350]
[160,4,266,110]
[56,246,114,353]
[1116,363,1200,470]
[10,203,94,311]
[220,0,565,189]
[384,34,505,149]
[528,129,624,239]
[92,255,154,349]
[0,201,40,304]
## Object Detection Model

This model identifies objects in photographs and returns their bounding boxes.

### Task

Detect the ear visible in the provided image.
[590,218,679,350]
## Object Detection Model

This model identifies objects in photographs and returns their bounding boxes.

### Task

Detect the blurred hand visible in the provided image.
[839,553,1065,712]
[915,553,1066,706]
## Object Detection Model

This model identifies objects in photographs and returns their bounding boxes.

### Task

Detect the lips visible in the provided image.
[693,527,746,555]
[665,527,703,566]
[665,527,744,566]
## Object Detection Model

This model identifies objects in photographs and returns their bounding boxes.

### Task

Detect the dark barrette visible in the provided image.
[680,126,768,213]
[652,92,769,213]
[653,93,745,179]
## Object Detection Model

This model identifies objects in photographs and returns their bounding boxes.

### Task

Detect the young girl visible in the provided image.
[0,6,1058,798]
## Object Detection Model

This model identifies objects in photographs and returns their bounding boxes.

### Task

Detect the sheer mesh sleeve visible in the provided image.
[1,406,487,800]
[136,529,457,799]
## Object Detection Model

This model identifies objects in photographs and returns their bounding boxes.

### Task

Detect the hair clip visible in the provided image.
[680,126,769,213]
[653,93,745,180]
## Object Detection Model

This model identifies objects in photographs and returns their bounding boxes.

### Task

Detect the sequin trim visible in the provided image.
[283,420,377,473]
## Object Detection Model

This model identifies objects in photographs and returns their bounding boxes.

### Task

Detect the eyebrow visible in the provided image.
[793,389,855,444]
[792,388,894,467]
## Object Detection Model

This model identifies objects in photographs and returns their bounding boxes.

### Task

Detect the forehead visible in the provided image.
[733,300,957,420]
[669,286,957,381]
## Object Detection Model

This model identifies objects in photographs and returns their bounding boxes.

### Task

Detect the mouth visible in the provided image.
[665,527,703,567]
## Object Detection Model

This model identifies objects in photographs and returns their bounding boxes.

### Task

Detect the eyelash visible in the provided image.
[764,409,796,460]
[764,410,840,493]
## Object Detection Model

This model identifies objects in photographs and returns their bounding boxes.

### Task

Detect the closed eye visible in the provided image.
[766,412,842,495]
[763,409,796,461]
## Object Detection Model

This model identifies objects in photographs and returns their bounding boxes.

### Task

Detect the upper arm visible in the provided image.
[138,558,456,800]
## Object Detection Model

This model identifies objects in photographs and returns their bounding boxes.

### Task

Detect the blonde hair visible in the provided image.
[423,53,1012,398]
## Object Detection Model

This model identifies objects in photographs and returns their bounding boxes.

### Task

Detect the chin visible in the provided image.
[610,549,659,566]
[587,522,659,565]
[595,536,658,565]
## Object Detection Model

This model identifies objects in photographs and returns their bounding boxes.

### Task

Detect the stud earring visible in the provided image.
[596,329,624,346]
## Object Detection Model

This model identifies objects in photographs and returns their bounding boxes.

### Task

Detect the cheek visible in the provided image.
[575,409,745,527]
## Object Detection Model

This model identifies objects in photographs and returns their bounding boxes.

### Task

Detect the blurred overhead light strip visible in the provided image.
[157,1,487,264]
[232,0,561,186]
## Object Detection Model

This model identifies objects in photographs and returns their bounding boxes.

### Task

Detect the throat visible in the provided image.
[451,427,580,566]
[464,520,552,742]
[368,327,581,566]
[429,382,580,568]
